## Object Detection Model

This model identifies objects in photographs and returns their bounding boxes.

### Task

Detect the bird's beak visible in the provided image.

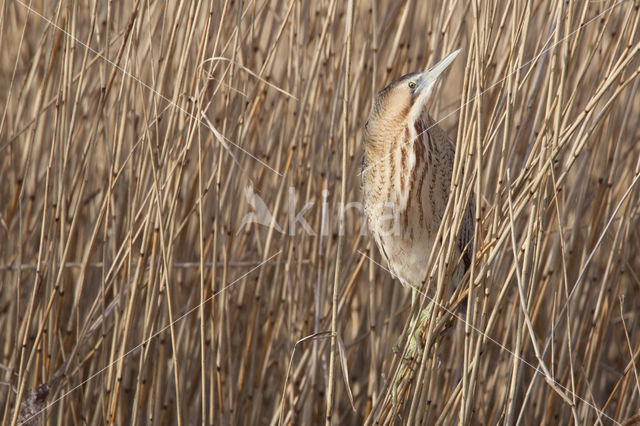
[417,49,461,92]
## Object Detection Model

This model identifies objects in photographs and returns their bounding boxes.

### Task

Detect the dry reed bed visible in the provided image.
[1,0,639,424]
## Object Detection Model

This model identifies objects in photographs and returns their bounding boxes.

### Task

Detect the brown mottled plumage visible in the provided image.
[361,50,474,294]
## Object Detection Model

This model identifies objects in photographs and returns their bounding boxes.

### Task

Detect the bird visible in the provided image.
[360,49,474,354]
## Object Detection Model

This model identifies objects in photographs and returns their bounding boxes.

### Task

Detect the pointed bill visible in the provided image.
[407,49,461,125]
[418,49,461,90]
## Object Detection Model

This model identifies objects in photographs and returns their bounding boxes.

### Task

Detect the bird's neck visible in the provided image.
[363,134,393,162]
[363,119,405,160]
[364,110,434,160]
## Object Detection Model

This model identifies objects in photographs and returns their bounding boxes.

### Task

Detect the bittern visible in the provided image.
[361,49,474,355]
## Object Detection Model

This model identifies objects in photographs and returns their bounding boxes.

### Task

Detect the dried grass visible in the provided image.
[1,0,639,424]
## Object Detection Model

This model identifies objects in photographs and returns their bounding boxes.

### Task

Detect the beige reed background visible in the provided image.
[1,0,640,424]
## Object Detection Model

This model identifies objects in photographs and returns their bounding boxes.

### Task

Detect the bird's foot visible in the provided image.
[390,299,436,408]
[391,308,429,409]
[392,327,423,365]
[393,299,433,360]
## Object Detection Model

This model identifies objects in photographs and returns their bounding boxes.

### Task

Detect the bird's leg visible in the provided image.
[391,288,433,409]
[390,279,463,408]
[392,290,413,358]
[407,288,424,361]
[393,288,432,362]
[409,288,435,360]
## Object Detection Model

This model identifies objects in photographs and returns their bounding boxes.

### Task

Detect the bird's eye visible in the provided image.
[408,81,417,89]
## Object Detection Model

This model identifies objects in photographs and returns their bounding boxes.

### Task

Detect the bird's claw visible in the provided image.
[392,328,423,366]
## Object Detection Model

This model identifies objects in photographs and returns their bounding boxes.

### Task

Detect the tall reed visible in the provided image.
[1,1,639,424]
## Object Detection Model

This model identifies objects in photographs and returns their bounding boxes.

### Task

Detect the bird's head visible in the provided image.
[364,49,460,151]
